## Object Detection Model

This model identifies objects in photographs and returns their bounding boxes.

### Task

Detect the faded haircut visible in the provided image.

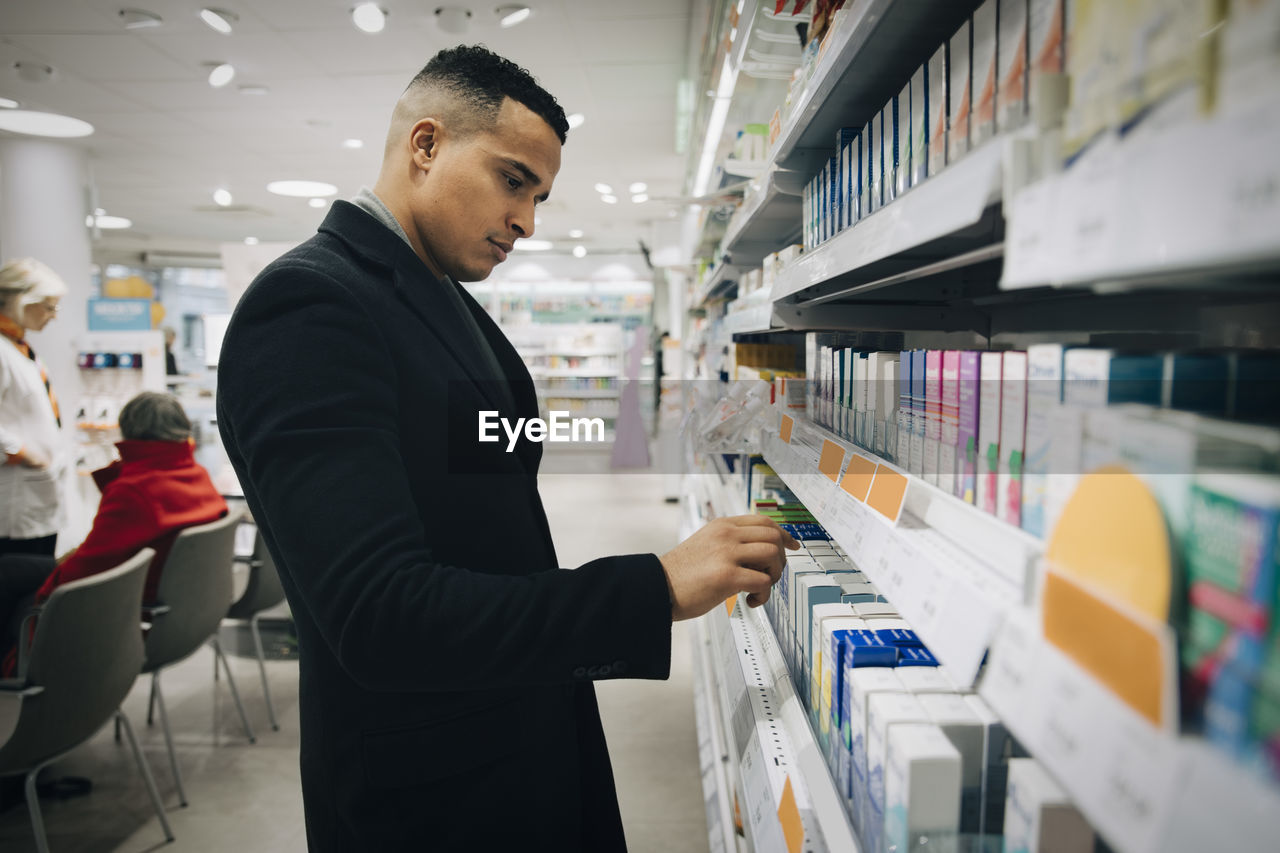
[119,391,192,442]
[401,44,569,143]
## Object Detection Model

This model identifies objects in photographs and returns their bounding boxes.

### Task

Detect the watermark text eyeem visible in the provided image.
[478,410,606,452]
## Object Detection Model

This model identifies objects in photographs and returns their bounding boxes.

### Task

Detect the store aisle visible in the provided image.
[0,461,706,852]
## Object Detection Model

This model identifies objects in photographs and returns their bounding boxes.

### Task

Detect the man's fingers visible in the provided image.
[736,542,787,575]
[734,567,774,598]
[727,514,800,549]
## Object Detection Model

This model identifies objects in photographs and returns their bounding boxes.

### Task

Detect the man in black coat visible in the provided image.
[217,45,796,851]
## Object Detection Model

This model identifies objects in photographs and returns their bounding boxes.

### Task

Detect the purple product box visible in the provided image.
[957,352,981,502]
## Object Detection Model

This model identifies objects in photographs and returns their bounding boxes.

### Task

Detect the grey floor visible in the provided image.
[0,456,708,852]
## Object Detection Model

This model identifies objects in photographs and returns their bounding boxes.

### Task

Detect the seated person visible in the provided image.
[2,391,227,675]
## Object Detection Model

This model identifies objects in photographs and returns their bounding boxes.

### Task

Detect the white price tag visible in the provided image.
[929,574,1003,687]
[977,608,1044,739]
[740,734,787,851]
[1002,178,1060,288]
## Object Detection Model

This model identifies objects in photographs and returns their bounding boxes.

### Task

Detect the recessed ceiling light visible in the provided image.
[630,193,649,204]
[566,113,585,130]
[199,7,237,34]
[238,84,269,96]
[244,236,259,245]
[0,97,19,109]
[572,245,586,259]
[0,109,94,138]
[14,62,55,84]
[119,8,163,29]
[352,2,386,33]
[308,198,327,208]
[213,188,233,206]
[267,180,338,197]
[341,138,364,149]
[207,63,235,88]
[629,182,648,194]
[594,183,613,195]
[434,6,471,33]
[515,239,553,251]
[568,229,584,239]
[600,194,618,205]
[85,213,132,229]
[496,4,531,27]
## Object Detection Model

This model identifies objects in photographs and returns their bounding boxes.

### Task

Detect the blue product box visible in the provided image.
[897,646,941,666]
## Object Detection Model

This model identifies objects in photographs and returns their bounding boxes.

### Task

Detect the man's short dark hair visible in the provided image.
[119,391,192,442]
[409,44,569,143]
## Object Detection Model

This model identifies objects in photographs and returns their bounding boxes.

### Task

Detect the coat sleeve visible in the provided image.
[36,482,154,602]
[216,260,673,693]
[0,354,24,456]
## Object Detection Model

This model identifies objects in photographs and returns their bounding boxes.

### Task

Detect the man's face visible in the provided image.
[409,98,561,283]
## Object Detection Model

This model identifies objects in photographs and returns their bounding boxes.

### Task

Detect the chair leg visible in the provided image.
[250,614,279,731]
[23,766,50,853]
[114,713,121,743]
[147,671,158,726]
[212,637,256,744]
[115,710,175,843]
[151,670,188,807]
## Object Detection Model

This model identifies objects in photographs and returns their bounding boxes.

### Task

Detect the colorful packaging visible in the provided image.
[957,352,982,502]
[949,16,973,163]
[972,0,999,144]
[1022,344,1066,538]
[1063,349,1163,409]
[998,351,1029,527]
[925,350,943,486]
[998,0,1030,131]
[977,352,1004,513]
[939,351,962,497]
[929,43,949,177]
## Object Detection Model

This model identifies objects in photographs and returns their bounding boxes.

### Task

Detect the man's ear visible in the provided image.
[410,118,442,171]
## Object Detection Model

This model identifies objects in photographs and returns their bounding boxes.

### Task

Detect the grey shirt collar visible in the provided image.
[351,187,414,252]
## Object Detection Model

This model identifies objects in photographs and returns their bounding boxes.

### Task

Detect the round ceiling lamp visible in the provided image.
[0,109,94,138]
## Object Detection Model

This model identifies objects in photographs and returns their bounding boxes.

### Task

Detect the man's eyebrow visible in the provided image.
[502,157,550,202]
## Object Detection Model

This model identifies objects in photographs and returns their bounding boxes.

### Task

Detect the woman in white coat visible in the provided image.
[0,258,68,558]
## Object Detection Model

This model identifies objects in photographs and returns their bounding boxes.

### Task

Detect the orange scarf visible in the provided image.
[0,313,61,427]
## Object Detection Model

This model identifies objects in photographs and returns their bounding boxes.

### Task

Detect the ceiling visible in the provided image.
[0,0,705,259]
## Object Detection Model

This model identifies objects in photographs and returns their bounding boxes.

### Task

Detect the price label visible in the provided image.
[1003,178,1061,288]
[978,608,1043,734]
[740,734,787,852]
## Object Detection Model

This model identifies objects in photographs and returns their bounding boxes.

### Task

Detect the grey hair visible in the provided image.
[118,392,192,442]
[0,258,68,307]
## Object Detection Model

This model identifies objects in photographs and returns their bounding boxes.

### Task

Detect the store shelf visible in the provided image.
[692,617,745,853]
[535,389,617,399]
[722,158,770,180]
[538,369,621,379]
[770,142,1005,306]
[696,264,744,309]
[700,593,861,853]
[760,413,1042,687]
[1002,98,1280,290]
[725,301,781,335]
[770,0,980,173]
[722,167,804,267]
[980,607,1280,853]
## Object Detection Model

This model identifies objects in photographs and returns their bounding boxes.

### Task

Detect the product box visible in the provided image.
[966,694,1014,839]
[1063,348,1164,409]
[910,65,926,188]
[918,693,985,835]
[817,614,866,747]
[851,129,864,225]
[886,93,901,205]
[1230,352,1280,422]
[896,83,912,199]
[878,354,900,458]
[1022,344,1066,538]
[976,352,1004,513]
[828,155,840,241]
[884,724,963,853]
[804,578,863,691]
[911,350,927,477]
[998,0,1030,131]
[1064,0,1128,156]
[949,16,973,163]
[924,350,943,486]
[817,163,827,245]
[972,0,999,145]
[1029,0,1065,83]
[879,106,889,210]
[854,601,899,619]
[998,351,1029,527]
[854,352,869,445]
[867,692,933,852]
[939,351,961,497]
[865,351,895,453]
[898,349,914,466]
[897,666,961,694]
[862,120,875,217]
[957,352,982,502]
[1003,758,1096,853]
[836,127,857,233]
[868,112,881,215]
[1163,353,1230,415]
[842,669,906,821]
[928,43,949,177]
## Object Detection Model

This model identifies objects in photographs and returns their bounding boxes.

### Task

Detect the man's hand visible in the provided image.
[6,447,49,469]
[660,515,801,621]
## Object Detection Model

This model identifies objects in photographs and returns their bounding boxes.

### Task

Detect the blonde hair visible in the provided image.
[0,258,68,307]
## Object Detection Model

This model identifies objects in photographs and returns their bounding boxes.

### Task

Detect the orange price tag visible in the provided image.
[725,595,737,617]
[777,776,804,853]
[818,439,844,483]
[866,466,909,522]
[780,415,794,443]
[839,454,877,502]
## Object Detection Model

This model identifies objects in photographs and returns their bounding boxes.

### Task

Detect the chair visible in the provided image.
[141,511,252,807]
[225,525,288,731]
[0,549,174,853]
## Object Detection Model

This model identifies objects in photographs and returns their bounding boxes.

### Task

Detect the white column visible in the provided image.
[0,138,92,410]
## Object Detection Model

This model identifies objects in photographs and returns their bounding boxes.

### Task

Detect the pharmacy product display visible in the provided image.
[683,2,1280,851]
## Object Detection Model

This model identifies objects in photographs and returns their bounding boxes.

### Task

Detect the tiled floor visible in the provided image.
[0,457,707,852]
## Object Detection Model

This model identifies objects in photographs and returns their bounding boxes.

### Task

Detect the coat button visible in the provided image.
[612,660,628,674]
[598,665,612,677]
[572,666,586,678]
